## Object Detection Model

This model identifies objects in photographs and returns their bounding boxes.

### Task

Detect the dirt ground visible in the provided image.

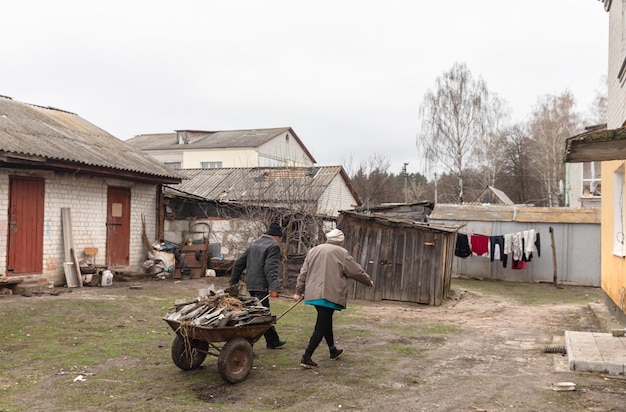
[190,277,626,411]
[3,275,626,412]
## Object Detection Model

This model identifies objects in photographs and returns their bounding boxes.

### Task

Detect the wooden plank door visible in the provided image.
[106,187,131,266]
[7,176,45,274]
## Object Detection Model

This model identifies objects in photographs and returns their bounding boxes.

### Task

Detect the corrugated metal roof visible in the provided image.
[125,127,317,163]
[165,166,350,205]
[127,129,288,150]
[0,95,181,182]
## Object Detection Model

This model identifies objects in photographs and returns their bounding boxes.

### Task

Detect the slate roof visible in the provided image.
[126,127,316,163]
[165,166,360,206]
[471,186,514,205]
[562,124,626,163]
[0,95,181,183]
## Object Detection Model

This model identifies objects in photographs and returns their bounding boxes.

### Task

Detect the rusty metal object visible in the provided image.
[164,318,275,344]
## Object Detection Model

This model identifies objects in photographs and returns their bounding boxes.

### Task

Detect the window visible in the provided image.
[165,162,181,170]
[200,161,222,169]
[613,164,625,257]
[582,161,601,196]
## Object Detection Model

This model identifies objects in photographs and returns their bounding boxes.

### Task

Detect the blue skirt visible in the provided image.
[305,298,343,311]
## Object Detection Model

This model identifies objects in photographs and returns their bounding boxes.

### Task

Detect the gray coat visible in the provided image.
[295,240,372,308]
[230,235,282,293]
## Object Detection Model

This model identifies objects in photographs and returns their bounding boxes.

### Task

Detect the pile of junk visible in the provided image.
[143,232,211,280]
[143,240,179,280]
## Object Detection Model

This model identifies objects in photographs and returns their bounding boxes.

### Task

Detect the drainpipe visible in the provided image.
[565,163,570,207]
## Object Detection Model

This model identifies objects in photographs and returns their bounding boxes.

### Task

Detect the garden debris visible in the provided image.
[551,382,576,391]
[73,375,86,382]
[164,289,271,328]
[143,240,179,280]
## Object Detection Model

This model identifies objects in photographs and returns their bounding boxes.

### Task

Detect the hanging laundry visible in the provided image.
[511,232,523,260]
[490,235,507,267]
[512,253,527,270]
[535,232,541,257]
[521,237,532,262]
[504,233,512,256]
[455,233,472,258]
[523,229,536,261]
[471,234,490,257]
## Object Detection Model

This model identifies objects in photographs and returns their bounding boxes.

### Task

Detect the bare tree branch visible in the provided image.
[417,62,501,203]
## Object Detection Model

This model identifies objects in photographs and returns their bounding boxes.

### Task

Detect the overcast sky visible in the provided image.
[0,0,608,176]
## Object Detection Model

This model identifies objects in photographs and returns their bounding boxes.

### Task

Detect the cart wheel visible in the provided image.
[171,334,208,370]
[217,337,254,383]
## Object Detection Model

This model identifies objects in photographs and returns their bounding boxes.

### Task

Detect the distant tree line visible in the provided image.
[345,63,608,207]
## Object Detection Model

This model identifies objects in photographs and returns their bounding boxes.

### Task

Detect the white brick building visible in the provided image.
[0,95,180,288]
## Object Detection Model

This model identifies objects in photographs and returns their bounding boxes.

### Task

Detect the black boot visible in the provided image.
[300,356,318,369]
[329,346,344,360]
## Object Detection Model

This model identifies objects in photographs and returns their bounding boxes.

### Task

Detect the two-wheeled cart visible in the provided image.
[163,297,300,384]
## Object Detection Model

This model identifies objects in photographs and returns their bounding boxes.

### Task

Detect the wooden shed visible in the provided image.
[338,210,461,306]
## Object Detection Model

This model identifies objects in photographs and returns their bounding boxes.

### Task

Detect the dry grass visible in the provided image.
[0,276,624,412]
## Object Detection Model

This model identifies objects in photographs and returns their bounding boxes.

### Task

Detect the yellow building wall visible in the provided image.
[183,149,259,168]
[180,131,314,168]
[601,159,626,316]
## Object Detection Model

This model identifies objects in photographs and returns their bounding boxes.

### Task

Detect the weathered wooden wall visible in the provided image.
[339,211,459,306]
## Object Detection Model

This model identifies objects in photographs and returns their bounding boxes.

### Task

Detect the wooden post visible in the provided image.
[62,208,79,288]
[71,248,83,287]
[550,226,558,287]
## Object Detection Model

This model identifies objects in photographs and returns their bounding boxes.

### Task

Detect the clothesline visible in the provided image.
[455,230,541,270]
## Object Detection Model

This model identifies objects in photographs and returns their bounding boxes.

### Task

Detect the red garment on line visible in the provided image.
[471,235,489,256]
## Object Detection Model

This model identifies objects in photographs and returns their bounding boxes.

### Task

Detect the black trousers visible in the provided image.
[248,290,281,346]
[304,305,336,358]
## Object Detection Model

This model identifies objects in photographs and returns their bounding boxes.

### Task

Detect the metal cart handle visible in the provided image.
[275,297,304,322]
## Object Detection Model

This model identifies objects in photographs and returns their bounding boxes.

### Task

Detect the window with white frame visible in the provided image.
[200,161,222,169]
[582,161,602,196]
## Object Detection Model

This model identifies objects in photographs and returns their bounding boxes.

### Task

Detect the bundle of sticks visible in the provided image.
[165,290,272,328]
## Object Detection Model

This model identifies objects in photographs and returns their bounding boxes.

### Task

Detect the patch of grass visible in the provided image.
[384,342,424,357]
[452,278,604,306]
[424,324,460,334]
[2,277,614,411]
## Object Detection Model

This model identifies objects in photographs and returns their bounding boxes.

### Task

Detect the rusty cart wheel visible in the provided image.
[171,334,208,370]
[217,337,254,383]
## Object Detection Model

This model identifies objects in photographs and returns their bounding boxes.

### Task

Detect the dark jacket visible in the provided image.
[229,235,282,293]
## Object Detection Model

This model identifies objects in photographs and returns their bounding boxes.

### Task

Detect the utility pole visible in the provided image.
[434,172,438,204]
[403,163,409,204]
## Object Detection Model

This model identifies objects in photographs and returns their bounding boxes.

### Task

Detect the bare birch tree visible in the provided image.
[528,91,581,206]
[587,75,608,125]
[417,62,496,203]
[476,95,510,188]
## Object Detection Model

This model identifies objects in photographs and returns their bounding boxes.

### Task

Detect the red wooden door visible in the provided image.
[106,187,131,266]
[7,176,45,274]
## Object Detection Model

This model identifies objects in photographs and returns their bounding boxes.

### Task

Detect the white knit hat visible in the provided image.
[325,228,345,243]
